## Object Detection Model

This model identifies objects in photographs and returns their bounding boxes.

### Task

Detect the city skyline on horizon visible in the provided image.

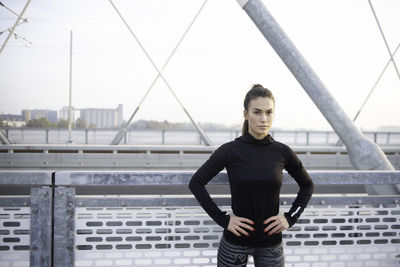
[1,104,399,131]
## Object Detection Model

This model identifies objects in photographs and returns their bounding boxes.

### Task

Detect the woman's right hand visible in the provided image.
[227,212,255,237]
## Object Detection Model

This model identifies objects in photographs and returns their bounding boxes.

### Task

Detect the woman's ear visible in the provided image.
[243,110,248,120]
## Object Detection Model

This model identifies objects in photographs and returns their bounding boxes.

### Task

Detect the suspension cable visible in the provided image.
[367,0,400,81]
[0,2,28,22]
[353,42,400,122]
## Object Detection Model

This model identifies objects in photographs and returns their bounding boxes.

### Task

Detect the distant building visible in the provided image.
[0,114,25,127]
[79,104,123,129]
[22,109,57,123]
[59,106,76,122]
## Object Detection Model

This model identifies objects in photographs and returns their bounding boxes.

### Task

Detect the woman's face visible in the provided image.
[243,97,275,139]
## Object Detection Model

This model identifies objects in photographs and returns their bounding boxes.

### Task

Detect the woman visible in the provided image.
[188,84,314,266]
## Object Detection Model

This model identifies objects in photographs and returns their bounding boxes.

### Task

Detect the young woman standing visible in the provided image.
[188,84,314,266]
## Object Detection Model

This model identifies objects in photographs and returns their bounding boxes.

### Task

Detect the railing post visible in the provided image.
[53,187,75,267]
[45,129,49,144]
[30,187,52,267]
[85,129,88,144]
[306,132,310,146]
[162,130,165,145]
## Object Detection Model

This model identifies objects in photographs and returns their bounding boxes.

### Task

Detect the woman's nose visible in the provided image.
[260,113,267,121]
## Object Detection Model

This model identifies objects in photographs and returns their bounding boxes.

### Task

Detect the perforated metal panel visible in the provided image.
[0,207,30,267]
[283,203,400,267]
[74,201,400,267]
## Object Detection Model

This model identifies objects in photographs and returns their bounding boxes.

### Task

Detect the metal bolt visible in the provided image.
[282,201,287,205]
[77,202,83,207]
[357,200,362,204]
[320,200,325,205]
[23,201,28,207]
[121,201,126,207]
[43,191,48,198]
[394,199,399,204]
[58,191,63,196]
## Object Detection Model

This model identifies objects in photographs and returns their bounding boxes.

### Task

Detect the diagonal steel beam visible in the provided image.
[237,0,398,195]
[109,0,212,145]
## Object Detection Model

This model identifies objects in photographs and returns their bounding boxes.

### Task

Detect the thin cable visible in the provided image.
[0,20,26,35]
[109,0,210,145]
[10,30,32,45]
[367,0,400,81]
[335,41,400,146]
[109,0,185,109]
[4,44,141,51]
[353,41,400,122]
[125,0,207,127]
[137,0,208,108]
[0,0,32,57]
[0,2,28,22]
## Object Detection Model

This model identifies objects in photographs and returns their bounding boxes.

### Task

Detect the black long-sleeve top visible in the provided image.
[188,131,314,247]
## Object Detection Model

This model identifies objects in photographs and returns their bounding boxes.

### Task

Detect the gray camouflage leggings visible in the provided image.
[217,235,285,267]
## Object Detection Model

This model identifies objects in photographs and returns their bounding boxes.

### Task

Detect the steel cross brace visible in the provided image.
[109,0,212,146]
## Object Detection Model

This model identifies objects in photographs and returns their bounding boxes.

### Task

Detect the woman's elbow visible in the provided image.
[188,178,197,193]
[307,179,315,194]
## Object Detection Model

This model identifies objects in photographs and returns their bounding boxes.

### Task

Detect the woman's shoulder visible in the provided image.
[217,140,236,150]
[270,139,294,155]
[271,139,290,149]
[210,140,235,154]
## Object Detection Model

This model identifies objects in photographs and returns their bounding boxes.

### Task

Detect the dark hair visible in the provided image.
[242,84,275,136]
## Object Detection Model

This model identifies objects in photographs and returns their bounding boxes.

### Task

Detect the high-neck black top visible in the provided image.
[188,131,314,247]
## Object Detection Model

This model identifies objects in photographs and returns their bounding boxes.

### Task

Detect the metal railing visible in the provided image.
[0,170,399,266]
[2,128,400,146]
[1,144,399,170]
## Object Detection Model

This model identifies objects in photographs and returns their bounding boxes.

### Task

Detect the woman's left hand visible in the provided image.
[263,213,289,235]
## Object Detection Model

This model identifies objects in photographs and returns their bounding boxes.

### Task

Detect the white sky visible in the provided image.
[0,0,399,130]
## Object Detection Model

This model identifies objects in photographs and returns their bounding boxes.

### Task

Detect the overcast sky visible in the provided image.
[1,0,399,130]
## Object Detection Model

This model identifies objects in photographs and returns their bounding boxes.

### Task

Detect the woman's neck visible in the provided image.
[248,130,269,140]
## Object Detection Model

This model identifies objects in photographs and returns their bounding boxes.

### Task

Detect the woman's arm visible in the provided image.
[283,146,314,227]
[188,145,231,229]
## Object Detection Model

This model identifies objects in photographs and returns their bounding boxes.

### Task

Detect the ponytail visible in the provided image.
[241,120,249,136]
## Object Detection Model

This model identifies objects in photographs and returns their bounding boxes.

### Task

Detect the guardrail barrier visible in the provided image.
[0,171,399,267]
